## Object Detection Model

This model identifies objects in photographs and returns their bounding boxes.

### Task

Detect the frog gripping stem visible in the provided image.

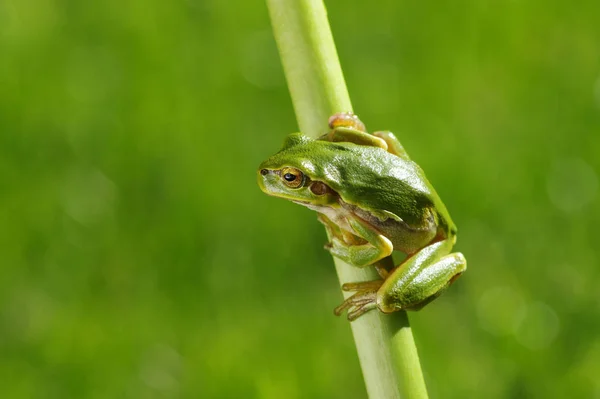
[328,112,367,132]
[265,0,435,395]
[333,238,466,320]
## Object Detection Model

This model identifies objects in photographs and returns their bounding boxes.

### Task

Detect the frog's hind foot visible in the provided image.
[334,279,384,321]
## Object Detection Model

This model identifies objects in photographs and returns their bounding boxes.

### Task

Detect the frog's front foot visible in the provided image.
[334,280,384,321]
[322,113,388,151]
[328,112,366,132]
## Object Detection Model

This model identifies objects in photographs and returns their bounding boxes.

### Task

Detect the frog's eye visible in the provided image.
[281,167,304,188]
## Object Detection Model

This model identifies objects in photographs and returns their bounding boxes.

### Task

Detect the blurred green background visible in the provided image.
[1,0,599,397]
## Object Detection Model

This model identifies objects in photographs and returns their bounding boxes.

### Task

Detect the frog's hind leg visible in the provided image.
[372,255,394,279]
[334,239,466,320]
[377,238,466,313]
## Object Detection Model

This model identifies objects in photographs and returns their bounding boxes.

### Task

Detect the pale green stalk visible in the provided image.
[265,0,429,398]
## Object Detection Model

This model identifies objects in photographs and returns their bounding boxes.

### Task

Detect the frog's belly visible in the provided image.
[300,201,353,232]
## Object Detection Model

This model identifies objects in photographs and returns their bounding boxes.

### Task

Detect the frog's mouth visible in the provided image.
[292,200,310,205]
[292,200,325,213]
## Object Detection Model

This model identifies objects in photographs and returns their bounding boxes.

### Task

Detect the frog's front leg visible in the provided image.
[328,112,367,132]
[321,113,389,151]
[322,113,410,160]
[335,238,466,321]
[325,215,393,267]
[372,131,410,160]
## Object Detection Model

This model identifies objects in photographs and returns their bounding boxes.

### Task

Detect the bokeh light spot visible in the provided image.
[546,157,598,213]
[139,344,182,393]
[512,301,560,350]
[66,46,121,105]
[477,286,525,336]
[61,167,117,226]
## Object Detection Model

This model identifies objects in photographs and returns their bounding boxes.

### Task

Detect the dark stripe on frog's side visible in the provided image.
[306,180,445,256]
[339,200,438,255]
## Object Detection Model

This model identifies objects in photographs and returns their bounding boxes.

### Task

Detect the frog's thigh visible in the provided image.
[372,131,410,160]
[329,216,393,267]
[325,127,388,151]
[376,238,467,313]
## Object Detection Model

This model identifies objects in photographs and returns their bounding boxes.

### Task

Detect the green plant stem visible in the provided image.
[265,0,429,398]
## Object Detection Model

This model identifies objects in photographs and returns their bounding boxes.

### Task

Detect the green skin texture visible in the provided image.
[258,118,467,321]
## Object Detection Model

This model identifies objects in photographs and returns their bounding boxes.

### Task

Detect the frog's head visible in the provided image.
[258,133,337,206]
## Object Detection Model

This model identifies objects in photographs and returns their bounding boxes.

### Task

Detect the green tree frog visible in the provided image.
[257,113,466,321]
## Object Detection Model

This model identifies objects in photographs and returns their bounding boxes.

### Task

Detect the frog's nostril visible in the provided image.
[260,169,268,176]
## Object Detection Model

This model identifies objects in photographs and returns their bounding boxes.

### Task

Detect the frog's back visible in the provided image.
[264,136,453,231]
[327,143,439,224]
